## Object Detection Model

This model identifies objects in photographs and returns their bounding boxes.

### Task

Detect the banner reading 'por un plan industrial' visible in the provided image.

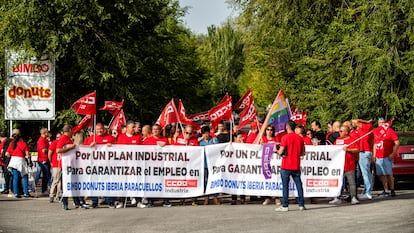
[62,144,345,198]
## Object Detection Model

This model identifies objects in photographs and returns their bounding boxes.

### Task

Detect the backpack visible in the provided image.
[1,138,11,165]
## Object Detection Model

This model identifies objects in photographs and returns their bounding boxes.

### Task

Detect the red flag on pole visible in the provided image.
[71,91,97,115]
[234,88,253,110]
[110,109,126,138]
[208,96,232,130]
[188,111,210,122]
[178,100,201,130]
[238,99,257,129]
[72,114,93,133]
[99,99,124,116]
[156,99,179,129]
[290,104,308,126]
[219,93,230,105]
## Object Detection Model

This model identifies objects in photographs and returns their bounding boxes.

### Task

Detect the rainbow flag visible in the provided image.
[254,90,291,144]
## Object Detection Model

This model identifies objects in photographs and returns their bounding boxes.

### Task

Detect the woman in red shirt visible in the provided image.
[6,133,32,198]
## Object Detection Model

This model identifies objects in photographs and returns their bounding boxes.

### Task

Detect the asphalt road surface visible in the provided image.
[1,187,413,233]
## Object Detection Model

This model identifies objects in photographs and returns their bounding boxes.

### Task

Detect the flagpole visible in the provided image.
[93,114,96,144]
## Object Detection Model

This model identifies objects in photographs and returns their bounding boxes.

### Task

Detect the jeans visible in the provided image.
[12,169,28,195]
[359,152,373,196]
[35,162,50,193]
[280,169,304,207]
[92,196,114,205]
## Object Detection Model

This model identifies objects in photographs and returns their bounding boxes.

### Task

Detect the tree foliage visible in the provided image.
[0,0,206,131]
[232,0,414,130]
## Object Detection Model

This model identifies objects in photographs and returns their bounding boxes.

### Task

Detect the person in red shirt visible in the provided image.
[116,121,142,145]
[48,132,61,203]
[262,125,277,144]
[84,123,115,208]
[274,120,305,211]
[6,132,32,198]
[143,124,171,207]
[294,124,313,145]
[373,117,400,197]
[356,114,374,200]
[245,122,260,144]
[174,125,199,146]
[329,125,360,205]
[56,124,77,210]
[35,128,50,194]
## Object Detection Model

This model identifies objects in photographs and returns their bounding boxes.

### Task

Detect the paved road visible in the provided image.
[1,189,413,233]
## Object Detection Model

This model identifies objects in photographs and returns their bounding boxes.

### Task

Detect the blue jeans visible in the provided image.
[12,169,28,195]
[280,169,304,207]
[92,196,114,205]
[359,152,373,195]
[35,162,50,193]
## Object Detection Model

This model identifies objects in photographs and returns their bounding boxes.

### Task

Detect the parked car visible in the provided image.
[393,131,414,182]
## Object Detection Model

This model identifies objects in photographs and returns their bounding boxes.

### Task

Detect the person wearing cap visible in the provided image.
[245,122,260,144]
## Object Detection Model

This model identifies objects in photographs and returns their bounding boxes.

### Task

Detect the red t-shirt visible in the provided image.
[275,131,287,143]
[174,135,199,146]
[280,132,304,170]
[245,132,258,144]
[37,136,49,162]
[374,127,398,158]
[116,133,142,145]
[302,136,313,145]
[143,136,169,145]
[335,136,359,172]
[7,140,29,158]
[56,134,74,168]
[359,123,373,152]
[262,136,277,144]
[49,140,60,168]
[84,134,115,145]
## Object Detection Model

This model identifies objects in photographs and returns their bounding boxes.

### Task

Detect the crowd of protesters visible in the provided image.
[0,113,400,211]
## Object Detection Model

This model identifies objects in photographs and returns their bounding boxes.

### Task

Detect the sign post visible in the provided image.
[4,50,55,120]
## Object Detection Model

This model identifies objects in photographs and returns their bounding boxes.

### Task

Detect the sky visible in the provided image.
[178,0,236,34]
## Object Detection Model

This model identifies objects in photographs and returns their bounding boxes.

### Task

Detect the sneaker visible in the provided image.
[329,197,342,204]
[90,203,98,209]
[262,198,271,206]
[131,198,137,205]
[14,194,22,198]
[391,190,396,197]
[108,203,115,209]
[275,206,289,212]
[351,197,360,205]
[49,197,54,203]
[378,191,390,198]
[191,201,198,206]
[23,194,33,198]
[299,206,306,211]
[80,204,89,209]
[63,205,69,211]
[163,201,172,207]
[1,190,9,194]
[115,202,124,209]
[275,198,281,206]
[137,202,147,208]
[357,194,372,200]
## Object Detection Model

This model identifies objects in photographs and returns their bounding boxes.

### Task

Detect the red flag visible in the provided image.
[110,109,126,138]
[100,99,124,116]
[234,88,253,110]
[156,99,179,129]
[188,111,210,122]
[72,114,93,134]
[178,100,200,130]
[208,97,232,130]
[290,104,308,126]
[219,93,230,105]
[71,91,96,115]
[238,99,257,129]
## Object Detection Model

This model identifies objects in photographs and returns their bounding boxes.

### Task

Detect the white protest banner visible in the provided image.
[61,145,204,198]
[205,143,345,197]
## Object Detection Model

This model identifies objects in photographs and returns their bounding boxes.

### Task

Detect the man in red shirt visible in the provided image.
[174,125,199,146]
[56,124,77,210]
[356,114,374,200]
[84,123,116,208]
[245,122,260,144]
[373,117,400,197]
[330,125,360,205]
[143,124,171,207]
[36,128,50,195]
[48,132,61,203]
[117,121,142,145]
[274,120,305,211]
